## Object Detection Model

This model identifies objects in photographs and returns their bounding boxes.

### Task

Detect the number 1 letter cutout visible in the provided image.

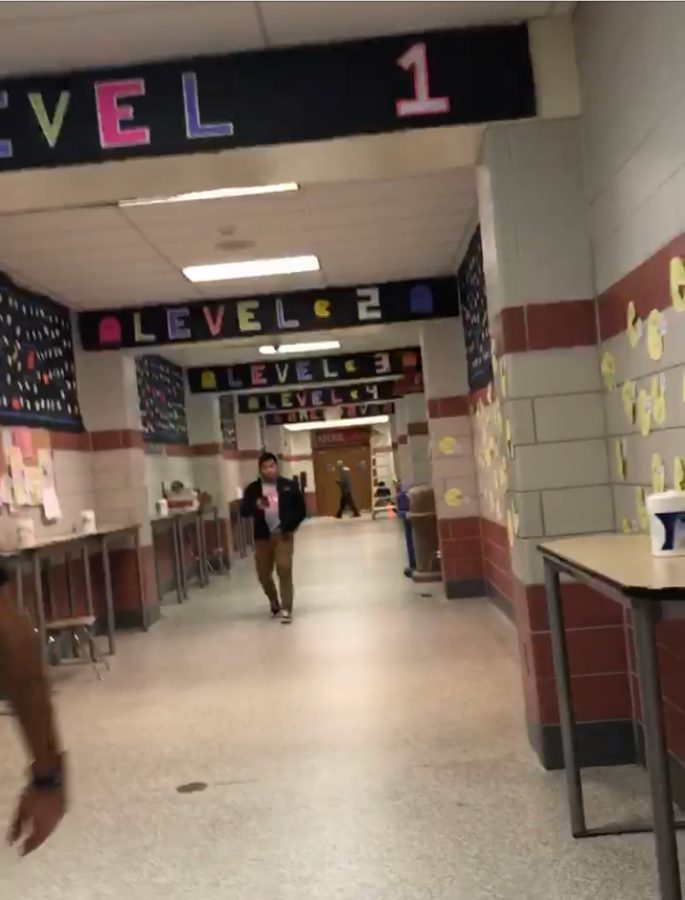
[395,42,451,118]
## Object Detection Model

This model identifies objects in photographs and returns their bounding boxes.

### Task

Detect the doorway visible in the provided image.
[313,437,372,517]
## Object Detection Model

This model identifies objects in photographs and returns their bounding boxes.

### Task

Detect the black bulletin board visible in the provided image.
[136,355,188,445]
[219,395,237,452]
[458,227,492,392]
[0,274,83,431]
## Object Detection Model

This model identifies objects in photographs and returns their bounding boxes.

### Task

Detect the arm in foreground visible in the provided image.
[0,595,66,855]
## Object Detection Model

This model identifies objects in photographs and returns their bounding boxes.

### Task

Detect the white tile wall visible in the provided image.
[541,485,614,536]
[509,439,609,492]
[420,319,468,397]
[505,348,601,399]
[576,2,685,291]
[534,393,606,443]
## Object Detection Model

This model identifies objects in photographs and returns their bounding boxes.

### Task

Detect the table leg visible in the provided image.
[134,528,148,631]
[82,544,94,618]
[196,514,208,586]
[174,519,187,601]
[65,552,75,617]
[101,535,116,655]
[633,597,682,900]
[32,552,48,668]
[15,561,23,614]
[543,558,587,837]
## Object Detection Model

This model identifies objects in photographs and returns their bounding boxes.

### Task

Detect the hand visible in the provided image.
[8,784,66,856]
[256,497,270,510]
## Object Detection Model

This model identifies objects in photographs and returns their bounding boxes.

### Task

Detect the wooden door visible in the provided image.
[313,445,372,516]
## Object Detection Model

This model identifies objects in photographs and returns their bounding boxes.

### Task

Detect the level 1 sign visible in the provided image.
[0,25,534,173]
[188,348,420,393]
[239,381,397,413]
[80,279,456,350]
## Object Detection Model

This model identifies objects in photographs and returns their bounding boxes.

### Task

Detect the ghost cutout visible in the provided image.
[98,316,122,346]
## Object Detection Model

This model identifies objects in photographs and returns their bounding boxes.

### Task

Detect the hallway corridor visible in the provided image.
[0,520,669,899]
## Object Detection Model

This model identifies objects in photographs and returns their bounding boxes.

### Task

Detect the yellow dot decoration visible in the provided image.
[622,380,636,424]
[444,488,463,508]
[636,389,651,437]
[652,452,666,494]
[621,517,634,535]
[627,300,642,348]
[438,436,458,456]
[646,309,665,361]
[635,487,649,532]
[600,351,616,391]
[614,439,627,481]
[671,257,685,311]
[674,457,685,492]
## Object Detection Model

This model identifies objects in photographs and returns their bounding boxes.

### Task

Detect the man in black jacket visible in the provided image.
[240,452,306,624]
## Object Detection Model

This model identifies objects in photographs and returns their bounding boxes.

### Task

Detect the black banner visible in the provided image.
[263,401,395,426]
[79,279,456,350]
[188,348,419,393]
[0,26,534,173]
[239,381,397,413]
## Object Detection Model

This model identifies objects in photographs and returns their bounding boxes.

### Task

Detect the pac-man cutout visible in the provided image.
[314,299,331,318]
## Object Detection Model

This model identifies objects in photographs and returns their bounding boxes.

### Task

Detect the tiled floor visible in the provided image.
[0,518,673,898]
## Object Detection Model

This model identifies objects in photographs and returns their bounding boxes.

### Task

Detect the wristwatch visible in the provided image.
[31,755,64,791]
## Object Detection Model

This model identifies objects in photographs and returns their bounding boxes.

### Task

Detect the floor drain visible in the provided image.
[177,782,208,794]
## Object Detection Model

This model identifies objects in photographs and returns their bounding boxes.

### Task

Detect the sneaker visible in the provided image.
[281,611,292,625]
[271,606,281,619]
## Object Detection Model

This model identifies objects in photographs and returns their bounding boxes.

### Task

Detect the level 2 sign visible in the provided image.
[0,25,534,172]
[79,279,457,350]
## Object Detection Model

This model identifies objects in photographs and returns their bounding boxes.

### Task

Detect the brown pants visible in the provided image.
[254,532,294,613]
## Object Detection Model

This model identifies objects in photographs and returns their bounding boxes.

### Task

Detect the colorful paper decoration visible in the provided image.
[635,487,649,532]
[636,389,651,437]
[438,436,458,456]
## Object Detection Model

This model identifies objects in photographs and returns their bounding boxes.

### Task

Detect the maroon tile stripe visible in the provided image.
[427,396,469,419]
[491,299,597,354]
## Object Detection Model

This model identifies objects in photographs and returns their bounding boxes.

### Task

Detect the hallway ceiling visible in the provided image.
[0,169,475,310]
[0,1,574,76]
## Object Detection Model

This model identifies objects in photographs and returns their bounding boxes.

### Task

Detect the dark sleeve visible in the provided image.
[240,483,258,518]
[292,481,307,528]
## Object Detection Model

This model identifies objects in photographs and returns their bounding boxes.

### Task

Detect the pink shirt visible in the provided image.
[261,482,280,533]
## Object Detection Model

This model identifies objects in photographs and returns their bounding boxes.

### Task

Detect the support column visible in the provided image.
[186,392,231,565]
[393,397,411,486]
[404,392,431,485]
[421,319,482,599]
[477,119,631,768]
[74,350,158,627]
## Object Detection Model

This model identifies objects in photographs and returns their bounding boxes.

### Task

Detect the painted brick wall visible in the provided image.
[576,2,685,775]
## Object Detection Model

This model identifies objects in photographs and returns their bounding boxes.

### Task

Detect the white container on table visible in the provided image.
[647,490,685,557]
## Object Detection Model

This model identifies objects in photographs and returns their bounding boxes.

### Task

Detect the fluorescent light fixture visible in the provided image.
[183,254,320,283]
[285,415,389,431]
[119,182,299,207]
[259,340,341,356]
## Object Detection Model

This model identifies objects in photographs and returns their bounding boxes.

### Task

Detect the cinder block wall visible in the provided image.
[575,2,685,779]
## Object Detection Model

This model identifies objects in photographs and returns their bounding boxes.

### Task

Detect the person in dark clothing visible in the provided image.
[335,460,360,518]
[240,452,306,624]
[0,566,67,855]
